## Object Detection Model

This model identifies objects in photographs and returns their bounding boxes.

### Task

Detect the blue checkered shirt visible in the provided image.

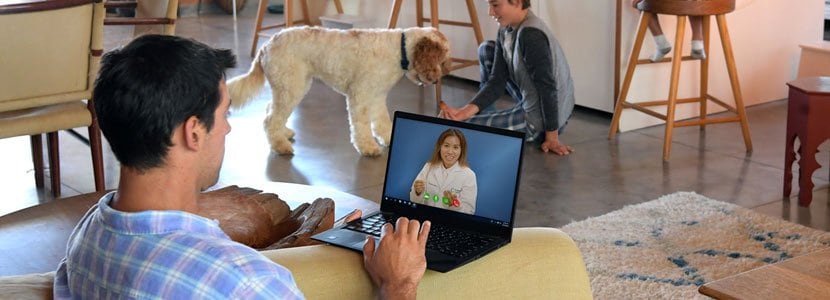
[54,192,305,299]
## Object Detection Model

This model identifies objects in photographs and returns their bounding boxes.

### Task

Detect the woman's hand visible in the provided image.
[413,180,425,196]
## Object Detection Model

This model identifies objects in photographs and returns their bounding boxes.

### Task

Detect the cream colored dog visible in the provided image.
[228,26,450,156]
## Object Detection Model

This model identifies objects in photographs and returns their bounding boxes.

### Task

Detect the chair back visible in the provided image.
[0,0,103,113]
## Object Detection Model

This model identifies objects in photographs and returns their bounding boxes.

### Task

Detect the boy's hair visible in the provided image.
[508,0,531,9]
[93,35,236,171]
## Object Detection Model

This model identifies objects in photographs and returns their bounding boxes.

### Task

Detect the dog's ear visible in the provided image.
[412,34,450,84]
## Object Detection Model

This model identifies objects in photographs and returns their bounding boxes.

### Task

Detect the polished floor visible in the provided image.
[1,7,828,232]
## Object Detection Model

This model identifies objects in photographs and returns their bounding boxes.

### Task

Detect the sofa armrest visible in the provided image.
[261,227,593,299]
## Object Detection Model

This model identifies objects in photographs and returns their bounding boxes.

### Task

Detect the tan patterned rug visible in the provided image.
[561,192,830,299]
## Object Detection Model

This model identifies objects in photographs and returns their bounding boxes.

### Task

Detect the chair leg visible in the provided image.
[716,14,752,153]
[30,135,45,189]
[47,132,61,197]
[609,12,650,139]
[88,101,105,191]
[663,16,687,161]
[333,0,344,14]
[250,0,268,57]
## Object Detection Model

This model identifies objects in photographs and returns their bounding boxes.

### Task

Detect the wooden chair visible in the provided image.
[104,0,179,35]
[388,0,483,107]
[0,0,106,197]
[250,0,344,57]
[609,0,752,160]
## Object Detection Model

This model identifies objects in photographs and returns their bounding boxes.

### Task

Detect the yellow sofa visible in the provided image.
[0,228,592,299]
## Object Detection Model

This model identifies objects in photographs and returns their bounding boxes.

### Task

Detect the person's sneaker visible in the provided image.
[691,48,707,60]
[649,46,672,62]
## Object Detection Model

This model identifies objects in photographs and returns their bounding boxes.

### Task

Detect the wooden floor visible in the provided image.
[1,7,828,233]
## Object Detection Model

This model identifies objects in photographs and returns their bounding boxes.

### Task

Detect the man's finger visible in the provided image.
[395,217,410,235]
[418,221,431,247]
[407,219,421,237]
[363,236,376,261]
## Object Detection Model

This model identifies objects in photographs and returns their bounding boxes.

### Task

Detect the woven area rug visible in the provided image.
[562,192,830,299]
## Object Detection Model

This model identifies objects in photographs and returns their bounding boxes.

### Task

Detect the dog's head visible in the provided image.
[406,28,450,85]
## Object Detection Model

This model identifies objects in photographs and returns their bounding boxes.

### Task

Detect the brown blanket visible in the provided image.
[197,185,335,250]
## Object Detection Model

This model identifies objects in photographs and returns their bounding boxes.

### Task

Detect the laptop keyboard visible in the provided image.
[345,214,496,258]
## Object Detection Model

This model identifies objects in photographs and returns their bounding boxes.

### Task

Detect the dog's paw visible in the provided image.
[284,128,295,140]
[272,144,295,155]
[356,144,383,157]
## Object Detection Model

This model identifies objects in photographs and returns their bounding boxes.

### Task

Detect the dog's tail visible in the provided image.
[227,48,266,109]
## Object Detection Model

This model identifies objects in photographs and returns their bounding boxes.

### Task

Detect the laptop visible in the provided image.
[312,111,525,272]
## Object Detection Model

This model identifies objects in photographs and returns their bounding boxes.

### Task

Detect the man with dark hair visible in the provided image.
[54,35,430,299]
[441,0,576,156]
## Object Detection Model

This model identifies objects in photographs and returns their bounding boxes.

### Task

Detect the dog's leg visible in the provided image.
[264,74,312,155]
[370,99,393,146]
[345,93,384,157]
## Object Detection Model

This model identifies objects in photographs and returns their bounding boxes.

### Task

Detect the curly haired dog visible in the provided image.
[228,26,450,156]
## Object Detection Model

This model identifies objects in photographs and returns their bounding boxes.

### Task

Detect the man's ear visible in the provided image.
[182,116,205,151]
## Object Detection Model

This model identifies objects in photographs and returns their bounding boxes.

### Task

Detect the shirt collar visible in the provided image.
[96,192,226,237]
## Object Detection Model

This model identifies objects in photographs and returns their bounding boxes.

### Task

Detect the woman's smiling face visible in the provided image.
[440,135,461,168]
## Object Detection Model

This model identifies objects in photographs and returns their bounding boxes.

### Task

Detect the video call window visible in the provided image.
[383,118,522,223]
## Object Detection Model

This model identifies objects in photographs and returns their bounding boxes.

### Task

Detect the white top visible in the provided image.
[409,162,477,214]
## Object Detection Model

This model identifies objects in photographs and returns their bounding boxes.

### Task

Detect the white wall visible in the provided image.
[320,0,824,131]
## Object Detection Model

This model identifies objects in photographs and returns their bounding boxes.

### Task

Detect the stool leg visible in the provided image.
[416,0,424,27]
[387,0,403,28]
[250,0,268,57]
[428,0,441,111]
[466,0,484,44]
[429,0,439,28]
[286,0,295,27]
[716,14,752,152]
[609,12,651,139]
[699,15,711,130]
[333,0,343,14]
[663,16,687,161]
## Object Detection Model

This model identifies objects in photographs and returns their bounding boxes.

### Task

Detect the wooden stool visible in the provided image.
[250,0,344,57]
[784,77,830,207]
[608,0,752,160]
[387,0,483,107]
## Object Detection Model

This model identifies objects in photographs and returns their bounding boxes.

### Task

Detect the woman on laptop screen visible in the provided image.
[410,128,478,214]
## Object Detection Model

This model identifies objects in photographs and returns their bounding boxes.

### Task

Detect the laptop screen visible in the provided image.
[381,111,524,228]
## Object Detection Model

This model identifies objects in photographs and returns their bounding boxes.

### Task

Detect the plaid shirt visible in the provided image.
[54,192,304,299]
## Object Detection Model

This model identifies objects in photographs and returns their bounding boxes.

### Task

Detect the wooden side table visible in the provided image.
[783,77,830,206]
[699,249,830,299]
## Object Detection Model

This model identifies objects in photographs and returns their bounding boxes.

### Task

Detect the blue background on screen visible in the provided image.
[383,118,522,222]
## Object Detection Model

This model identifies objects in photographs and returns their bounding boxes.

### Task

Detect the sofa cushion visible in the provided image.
[0,272,54,300]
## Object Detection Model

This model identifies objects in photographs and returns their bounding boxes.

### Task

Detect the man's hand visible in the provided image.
[438,102,479,121]
[541,130,574,156]
[413,180,425,196]
[334,209,363,228]
[363,217,431,300]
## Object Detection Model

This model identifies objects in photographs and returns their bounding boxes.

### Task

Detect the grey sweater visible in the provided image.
[471,11,575,132]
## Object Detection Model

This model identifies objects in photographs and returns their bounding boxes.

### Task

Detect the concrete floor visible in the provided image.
[1,7,828,232]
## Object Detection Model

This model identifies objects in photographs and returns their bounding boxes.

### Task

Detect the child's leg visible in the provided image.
[646,12,672,62]
[690,16,706,59]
